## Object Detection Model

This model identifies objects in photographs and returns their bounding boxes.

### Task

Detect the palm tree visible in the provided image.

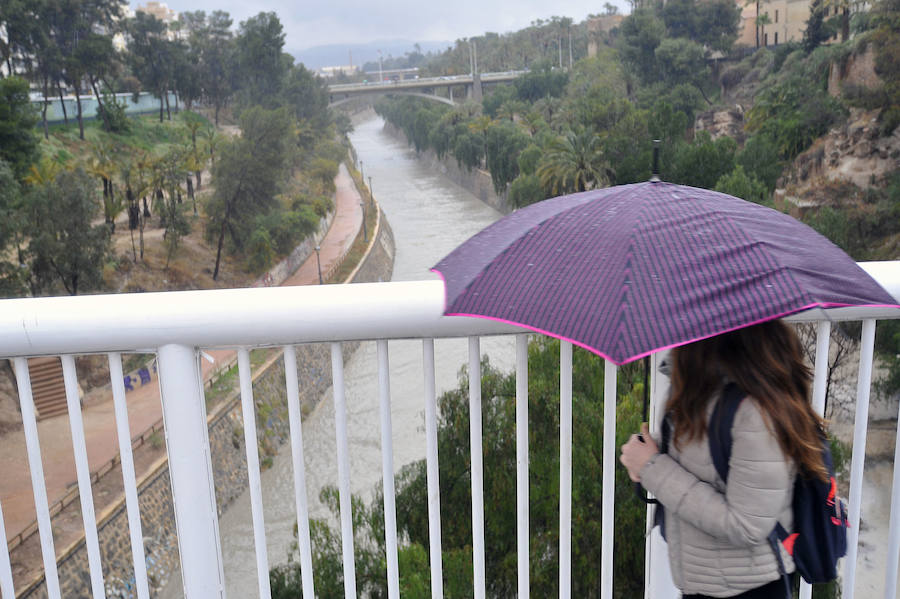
[537,128,612,196]
[85,141,123,231]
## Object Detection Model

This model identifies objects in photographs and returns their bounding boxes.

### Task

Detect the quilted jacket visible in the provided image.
[640,395,796,597]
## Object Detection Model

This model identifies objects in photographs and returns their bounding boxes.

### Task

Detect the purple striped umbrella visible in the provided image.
[432,181,899,365]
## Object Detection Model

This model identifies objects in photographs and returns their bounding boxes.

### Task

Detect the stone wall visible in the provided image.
[382,121,511,214]
[17,170,396,599]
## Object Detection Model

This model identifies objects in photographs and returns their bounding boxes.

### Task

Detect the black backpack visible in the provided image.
[654,383,849,590]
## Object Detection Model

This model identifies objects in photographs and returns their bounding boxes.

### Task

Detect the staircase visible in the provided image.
[26,357,69,419]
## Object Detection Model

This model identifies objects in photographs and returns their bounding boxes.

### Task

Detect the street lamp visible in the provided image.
[368,175,374,207]
[314,245,323,284]
[360,201,368,242]
[359,160,364,182]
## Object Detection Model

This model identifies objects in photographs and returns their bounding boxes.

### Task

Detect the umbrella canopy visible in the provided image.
[433,181,899,365]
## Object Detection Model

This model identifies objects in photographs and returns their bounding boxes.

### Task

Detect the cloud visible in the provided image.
[133,0,629,51]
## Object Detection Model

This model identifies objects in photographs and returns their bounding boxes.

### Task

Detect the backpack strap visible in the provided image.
[708,382,746,484]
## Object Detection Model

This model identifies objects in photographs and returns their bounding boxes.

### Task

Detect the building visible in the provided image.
[319,65,360,78]
[136,1,177,26]
[736,0,869,49]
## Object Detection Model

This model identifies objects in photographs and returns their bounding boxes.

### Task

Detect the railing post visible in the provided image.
[157,343,225,598]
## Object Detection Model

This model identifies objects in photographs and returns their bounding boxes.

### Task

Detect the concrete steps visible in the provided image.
[26,357,69,420]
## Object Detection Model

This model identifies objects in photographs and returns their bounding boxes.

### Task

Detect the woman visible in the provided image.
[620,320,828,598]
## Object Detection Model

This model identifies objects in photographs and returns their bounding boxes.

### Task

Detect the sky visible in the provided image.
[130,0,630,53]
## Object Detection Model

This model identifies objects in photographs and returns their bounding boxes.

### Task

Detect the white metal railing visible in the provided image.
[0,264,898,599]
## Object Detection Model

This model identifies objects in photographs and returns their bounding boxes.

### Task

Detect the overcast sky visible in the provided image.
[131,0,630,52]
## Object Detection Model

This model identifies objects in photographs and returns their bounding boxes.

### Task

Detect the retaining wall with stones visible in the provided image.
[17,169,395,599]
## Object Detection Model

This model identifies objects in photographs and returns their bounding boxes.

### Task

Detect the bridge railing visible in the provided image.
[1,265,899,599]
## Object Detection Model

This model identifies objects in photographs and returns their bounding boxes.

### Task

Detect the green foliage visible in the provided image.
[618,9,667,85]
[25,168,111,296]
[245,228,275,273]
[737,134,783,192]
[714,165,770,205]
[271,339,649,597]
[0,159,26,297]
[660,0,741,53]
[513,62,569,103]
[870,0,900,133]
[482,85,518,119]
[668,131,737,190]
[517,144,542,176]
[485,120,530,193]
[746,72,847,160]
[0,76,39,180]
[233,12,290,109]
[537,128,612,195]
[256,208,319,255]
[205,106,293,279]
[97,91,131,133]
[654,38,709,89]
[508,173,546,208]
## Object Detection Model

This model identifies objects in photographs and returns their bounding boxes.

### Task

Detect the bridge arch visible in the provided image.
[329,91,455,108]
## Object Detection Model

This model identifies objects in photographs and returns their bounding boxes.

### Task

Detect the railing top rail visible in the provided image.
[0,261,898,359]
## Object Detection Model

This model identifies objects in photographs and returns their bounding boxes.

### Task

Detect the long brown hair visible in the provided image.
[667,320,827,481]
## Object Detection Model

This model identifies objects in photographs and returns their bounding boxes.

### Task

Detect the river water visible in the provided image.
[160,115,516,597]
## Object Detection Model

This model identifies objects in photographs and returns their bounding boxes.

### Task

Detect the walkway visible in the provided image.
[0,164,364,547]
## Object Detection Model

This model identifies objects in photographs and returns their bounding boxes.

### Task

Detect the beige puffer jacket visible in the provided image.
[640,395,796,598]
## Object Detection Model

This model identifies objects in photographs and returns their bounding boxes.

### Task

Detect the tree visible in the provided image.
[714,164,769,204]
[127,11,174,122]
[804,0,832,52]
[0,76,39,180]
[234,12,289,108]
[205,106,292,280]
[668,131,737,189]
[26,168,111,295]
[485,120,530,193]
[0,159,27,297]
[654,37,712,103]
[618,9,666,85]
[537,128,612,195]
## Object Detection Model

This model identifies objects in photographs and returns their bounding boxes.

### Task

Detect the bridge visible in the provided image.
[328,70,528,106]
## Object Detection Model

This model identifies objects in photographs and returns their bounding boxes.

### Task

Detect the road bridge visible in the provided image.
[327,70,527,107]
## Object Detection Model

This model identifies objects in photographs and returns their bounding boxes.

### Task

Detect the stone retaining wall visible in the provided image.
[18,169,396,599]
[382,121,511,214]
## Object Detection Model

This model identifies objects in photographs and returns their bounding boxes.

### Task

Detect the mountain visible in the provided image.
[291,39,451,71]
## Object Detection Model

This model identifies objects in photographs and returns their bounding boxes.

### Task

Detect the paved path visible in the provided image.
[0,164,364,545]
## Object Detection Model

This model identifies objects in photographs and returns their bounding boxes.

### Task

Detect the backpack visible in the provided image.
[709,383,849,587]
[652,383,848,588]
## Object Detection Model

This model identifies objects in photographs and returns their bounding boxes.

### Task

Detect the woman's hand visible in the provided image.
[620,423,659,482]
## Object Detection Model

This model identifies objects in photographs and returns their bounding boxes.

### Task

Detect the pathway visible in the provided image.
[0,163,364,547]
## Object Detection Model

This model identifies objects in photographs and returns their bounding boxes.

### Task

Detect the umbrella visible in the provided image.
[432,181,899,365]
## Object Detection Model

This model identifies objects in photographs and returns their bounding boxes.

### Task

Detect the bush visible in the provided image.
[715,164,770,204]
[98,91,130,133]
[245,228,275,273]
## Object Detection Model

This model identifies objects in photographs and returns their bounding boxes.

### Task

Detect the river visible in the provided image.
[160,114,516,597]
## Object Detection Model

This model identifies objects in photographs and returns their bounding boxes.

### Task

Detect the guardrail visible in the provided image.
[0,261,898,599]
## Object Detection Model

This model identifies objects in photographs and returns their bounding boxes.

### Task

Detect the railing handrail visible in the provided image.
[1,261,898,359]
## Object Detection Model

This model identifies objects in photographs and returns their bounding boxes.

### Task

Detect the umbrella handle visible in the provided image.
[633,432,659,504]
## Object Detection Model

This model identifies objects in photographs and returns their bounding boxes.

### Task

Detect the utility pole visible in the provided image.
[568,29,573,69]
[378,49,383,83]
[558,37,563,69]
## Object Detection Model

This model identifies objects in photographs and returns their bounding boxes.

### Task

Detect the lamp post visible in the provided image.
[360,201,368,242]
[368,175,373,207]
[314,245,323,284]
[359,160,364,182]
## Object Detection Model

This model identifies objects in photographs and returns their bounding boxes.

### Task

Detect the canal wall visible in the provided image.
[17,173,395,598]
[382,121,511,214]
[30,92,180,125]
